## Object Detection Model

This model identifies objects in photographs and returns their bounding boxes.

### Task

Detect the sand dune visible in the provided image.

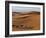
[12,11,40,31]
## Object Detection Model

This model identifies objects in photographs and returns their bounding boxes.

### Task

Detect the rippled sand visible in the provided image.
[12,11,40,31]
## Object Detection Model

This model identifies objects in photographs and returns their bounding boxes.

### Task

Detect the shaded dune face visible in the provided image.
[12,11,40,31]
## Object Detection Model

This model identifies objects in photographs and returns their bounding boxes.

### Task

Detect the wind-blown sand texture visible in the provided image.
[12,11,40,31]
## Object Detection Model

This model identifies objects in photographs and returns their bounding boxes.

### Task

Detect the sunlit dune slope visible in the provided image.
[12,11,40,31]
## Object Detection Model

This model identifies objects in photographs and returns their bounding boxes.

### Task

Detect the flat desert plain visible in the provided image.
[12,11,40,31]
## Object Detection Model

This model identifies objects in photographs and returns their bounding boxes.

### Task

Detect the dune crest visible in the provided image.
[12,11,40,31]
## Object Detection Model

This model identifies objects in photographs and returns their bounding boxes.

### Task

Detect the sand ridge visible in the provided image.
[12,11,40,31]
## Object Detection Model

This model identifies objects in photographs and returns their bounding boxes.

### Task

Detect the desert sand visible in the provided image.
[12,11,40,31]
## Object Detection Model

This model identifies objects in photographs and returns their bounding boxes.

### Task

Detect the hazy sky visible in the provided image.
[12,6,40,12]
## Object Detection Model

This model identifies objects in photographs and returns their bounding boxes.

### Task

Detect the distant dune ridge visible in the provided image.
[12,11,40,14]
[12,11,40,31]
